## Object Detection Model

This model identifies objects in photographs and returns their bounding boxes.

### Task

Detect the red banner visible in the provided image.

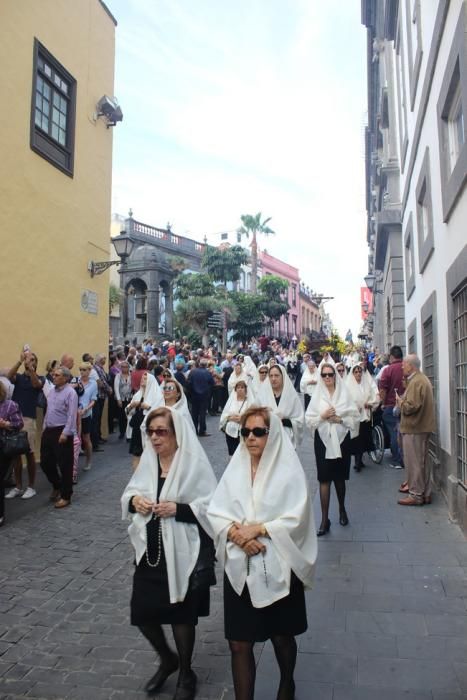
[360,287,373,319]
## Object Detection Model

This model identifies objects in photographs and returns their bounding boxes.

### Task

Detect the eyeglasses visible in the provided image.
[240,427,270,438]
[337,368,345,373]
[259,370,268,375]
[163,385,177,392]
[146,428,171,437]
[321,373,335,378]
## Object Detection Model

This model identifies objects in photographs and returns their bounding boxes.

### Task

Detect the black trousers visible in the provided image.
[0,454,13,519]
[191,393,209,435]
[91,397,105,447]
[118,400,130,437]
[40,427,74,500]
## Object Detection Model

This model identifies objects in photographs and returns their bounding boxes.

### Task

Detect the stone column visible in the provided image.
[146,288,160,338]
[165,288,174,336]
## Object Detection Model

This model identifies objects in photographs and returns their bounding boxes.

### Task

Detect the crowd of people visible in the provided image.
[0,335,435,699]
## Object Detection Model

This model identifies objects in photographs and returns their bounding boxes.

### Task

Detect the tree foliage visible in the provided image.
[257,275,290,324]
[174,273,215,301]
[237,213,275,293]
[109,283,123,314]
[228,292,265,341]
[202,245,249,286]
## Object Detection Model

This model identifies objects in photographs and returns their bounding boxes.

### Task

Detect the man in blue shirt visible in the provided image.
[188,359,214,436]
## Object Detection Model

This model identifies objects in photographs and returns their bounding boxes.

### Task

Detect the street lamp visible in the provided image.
[88,232,135,277]
[364,273,383,295]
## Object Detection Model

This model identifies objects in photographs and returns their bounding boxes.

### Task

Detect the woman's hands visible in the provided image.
[0,418,11,430]
[321,407,336,420]
[227,522,266,557]
[132,496,176,518]
[153,501,176,518]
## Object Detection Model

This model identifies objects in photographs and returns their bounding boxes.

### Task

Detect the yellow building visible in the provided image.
[0,0,118,371]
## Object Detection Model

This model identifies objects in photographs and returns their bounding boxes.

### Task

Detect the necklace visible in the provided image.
[145,515,163,568]
[246,550,268,586]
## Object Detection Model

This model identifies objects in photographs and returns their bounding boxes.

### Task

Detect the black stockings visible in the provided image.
[271,635,297,699]
[229,640,255,700]
[334,479,346,515]
[229,636,297,700]
[139,623,195,678]
[319,479,347,526]
[172,623,195,676]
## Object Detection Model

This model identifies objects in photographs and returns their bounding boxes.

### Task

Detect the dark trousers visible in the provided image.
[210,386,224,414]
[0,454,13,519]
[107,396,117,433]
[40,427,74,500]
[118,400,130,437]
[304,394,311,411]
[191,393,209,435]
[382,407,403,465]
[91,397,105,448]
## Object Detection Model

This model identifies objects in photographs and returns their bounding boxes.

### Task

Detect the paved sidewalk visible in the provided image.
[0,414,466,699]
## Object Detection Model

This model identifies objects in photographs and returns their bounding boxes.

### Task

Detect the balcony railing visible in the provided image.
[127,218,206,256]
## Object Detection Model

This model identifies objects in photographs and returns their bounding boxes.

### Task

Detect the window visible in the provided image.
[437,5,467,221]
[221,233,228,241]
[422,316,439,462]
[291,284,297,306]
[453,282,467,486]
[395,22,409,171]
[415,148,434,273]
[31,39,76,175]
[404,213,415,300]
[405,0,423,109]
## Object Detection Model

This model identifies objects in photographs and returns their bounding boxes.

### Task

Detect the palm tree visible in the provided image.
[237,213,275,293]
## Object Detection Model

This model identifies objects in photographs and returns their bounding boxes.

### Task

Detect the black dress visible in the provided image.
[130,469,211,627]
[350,420,373,455]
[224,571,307,642]
[314,430,351,482]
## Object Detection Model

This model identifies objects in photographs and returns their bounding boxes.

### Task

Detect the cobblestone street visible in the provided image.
[1,413,466,700]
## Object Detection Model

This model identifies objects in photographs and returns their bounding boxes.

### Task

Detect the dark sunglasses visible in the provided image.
[321,372,335,378]
[337,368,345,373]
[259,370,268,374]
[146,428,170,437]
[240,427,270,438]
[163,384,177,391]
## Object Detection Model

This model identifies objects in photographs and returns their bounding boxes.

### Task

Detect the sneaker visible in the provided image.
[5,488,22,499]
[21,487,36,499]
[83,464,92,472]
[390,463,404,470]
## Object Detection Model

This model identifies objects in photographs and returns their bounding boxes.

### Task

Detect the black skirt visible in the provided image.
[131,547,210,627]
[350,420,373,455]
[314,430,351,482]
[224,572,307,642]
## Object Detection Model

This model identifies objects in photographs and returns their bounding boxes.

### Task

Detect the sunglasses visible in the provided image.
[337,368,345,373]
[146,428,171,437]
[321,373,335,378]
[259,370,268,375]
[163,385,177,392]
[240,427,270,438]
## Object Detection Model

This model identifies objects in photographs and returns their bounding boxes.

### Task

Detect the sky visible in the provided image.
[106,0,369,340]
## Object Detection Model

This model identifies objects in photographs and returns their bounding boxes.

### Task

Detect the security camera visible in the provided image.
[96,95,123,127]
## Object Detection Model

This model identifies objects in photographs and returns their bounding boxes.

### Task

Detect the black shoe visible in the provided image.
[93,447,104,453]
[118,434,125,440]
[173,670,197,700]
[354,465,361,472]
[0,516,5,528]
[144,653,179,694]
[317,519,331,537]
[198,433,211,437]
[339,510,349,526]
[98,438,107,444]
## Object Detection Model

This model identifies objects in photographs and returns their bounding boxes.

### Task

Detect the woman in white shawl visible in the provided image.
[142,377,194,443]
[251,363,272,404]
[263,364,304,447]
[306,363,360,535]
[299,359,318,411]
[346,363,380,471]
[227,360,250,394]
[219,379,255,455]
[121,407,217,700]
[126,372,163,469]
[208,407,317,700]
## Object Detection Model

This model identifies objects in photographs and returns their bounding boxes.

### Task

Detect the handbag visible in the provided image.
[0,430,30,458]
[189,538,216,591]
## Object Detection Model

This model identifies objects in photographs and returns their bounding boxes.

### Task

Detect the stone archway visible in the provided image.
[123,278,147,339]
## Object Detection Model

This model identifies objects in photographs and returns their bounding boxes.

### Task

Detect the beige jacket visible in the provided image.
[399,372,436,434]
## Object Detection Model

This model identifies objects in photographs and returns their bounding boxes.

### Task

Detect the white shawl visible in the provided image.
[305,366,360,458]
[208,414,317,608]
[300,365,318,397]
[346,365,380,422]
[242,355,257,381]
[252,365,274,405]
[126,373,163,439]
[142,378,195,446]
[219,387,256,438]
[228,367,250,394]
[121,408,217,604]
[262,364,304,447]
[318,354,336,370]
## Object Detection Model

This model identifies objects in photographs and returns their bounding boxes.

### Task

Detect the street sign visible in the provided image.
[207,311,224,329]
